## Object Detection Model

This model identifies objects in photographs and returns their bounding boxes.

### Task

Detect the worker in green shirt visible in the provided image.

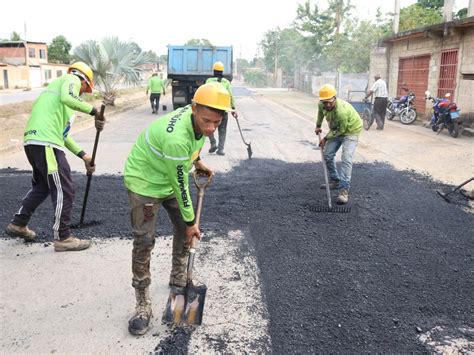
[146,72,166,114]
[315,84,362,204]
[5,62,106,251]
[124,82,231,335]
[206,61,237,156]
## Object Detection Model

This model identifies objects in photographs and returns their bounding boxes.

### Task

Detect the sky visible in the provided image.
[0,0,470,60]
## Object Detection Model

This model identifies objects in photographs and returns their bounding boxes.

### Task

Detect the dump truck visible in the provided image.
[167,45,233,110]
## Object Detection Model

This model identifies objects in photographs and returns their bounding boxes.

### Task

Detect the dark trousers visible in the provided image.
[209,112,228,152]
[12,145,75,240]
[374,97,388,129]
[150,93,161,112]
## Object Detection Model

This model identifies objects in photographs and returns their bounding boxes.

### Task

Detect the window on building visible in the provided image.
[28,48,35,58]
[45,70,52,80]
[56,70,63,77]
[39,49,46,59]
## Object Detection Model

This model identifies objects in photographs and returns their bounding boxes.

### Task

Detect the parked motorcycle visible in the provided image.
[386,92,417,125]
[425,91,462,138]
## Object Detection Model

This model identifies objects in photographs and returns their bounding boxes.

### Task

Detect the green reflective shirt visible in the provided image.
[147,76,165,94]
[316,98,363,139]
[205,77,235,109]
[24,73,94,155]
[124,105,204,223]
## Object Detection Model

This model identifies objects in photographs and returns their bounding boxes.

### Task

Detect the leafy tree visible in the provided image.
[455,8,468,19]
[10,31,21,41]
[48,35,72,64]
[417,0,443,10]
[399,4,443,32]
[73,37,155,105]
[185,38,213,46]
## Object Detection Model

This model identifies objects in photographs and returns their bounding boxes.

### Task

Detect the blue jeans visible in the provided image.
[323,135,358,190]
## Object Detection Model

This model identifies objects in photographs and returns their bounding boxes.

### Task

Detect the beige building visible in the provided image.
[0,41,69,89]
[369,16,474,119]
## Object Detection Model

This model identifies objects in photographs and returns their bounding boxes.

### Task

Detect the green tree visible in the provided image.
[417,0,443,10]
[73,37,155,105]
[10,31,21,41]
[48,35,72,64]
[455,8,468,19]
[185,38,213,46]
[399,4,443,32]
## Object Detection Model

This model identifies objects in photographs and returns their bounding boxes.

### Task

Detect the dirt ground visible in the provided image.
[0,87,473,353]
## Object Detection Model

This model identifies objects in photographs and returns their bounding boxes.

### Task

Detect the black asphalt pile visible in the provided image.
[1,161,473,352]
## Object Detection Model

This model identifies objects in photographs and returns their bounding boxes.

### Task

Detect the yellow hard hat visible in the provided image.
[68,62,94,93]
[193,82,231,111]
[212,61,224,72]
[319,84,337,100]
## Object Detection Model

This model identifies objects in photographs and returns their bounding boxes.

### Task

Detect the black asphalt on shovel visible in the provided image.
[234,115,253,159]
[162,170,211,326]
[309,133,350,213]
[77,104,106,227]
[436,177,474,203]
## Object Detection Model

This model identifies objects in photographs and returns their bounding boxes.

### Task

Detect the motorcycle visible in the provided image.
[386,91,417,125]
[425,91,462,138]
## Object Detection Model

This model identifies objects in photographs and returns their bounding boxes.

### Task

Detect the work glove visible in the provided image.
[94,109,105,132]
[82,154,95,174]
[315,127,323,135]
[231,110,238,119]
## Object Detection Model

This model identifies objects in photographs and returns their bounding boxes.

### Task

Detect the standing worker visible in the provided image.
[146,72,166,114]
[5,62,105,251]
[124,82,231,335]
[206,61,237,156]
[315,84,362,205]
[365,74,388,130]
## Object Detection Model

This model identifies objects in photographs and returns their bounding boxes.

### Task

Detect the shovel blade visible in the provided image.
[162,284,207,326]
[247,144,253,159]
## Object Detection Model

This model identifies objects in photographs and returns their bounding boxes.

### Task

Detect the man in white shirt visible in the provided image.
[365,74,388,130]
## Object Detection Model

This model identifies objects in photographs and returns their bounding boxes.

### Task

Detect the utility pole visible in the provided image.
[24,22,30,89]
[469,0,474,17]
[393,0,400,34]
[443,0,454,22]
[274,36,278,87]
[334,0,342,92]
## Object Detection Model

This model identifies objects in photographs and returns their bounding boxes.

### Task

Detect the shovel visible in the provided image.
[436,177,474,203]
[309,133,350,213]
[162,169,212,326]
[234,114,253,159]
[77,104,106,227]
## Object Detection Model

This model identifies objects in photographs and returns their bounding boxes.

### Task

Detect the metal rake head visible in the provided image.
[308,205,351,213]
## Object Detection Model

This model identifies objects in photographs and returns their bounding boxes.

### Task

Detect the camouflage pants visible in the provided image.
[128,190,189,290]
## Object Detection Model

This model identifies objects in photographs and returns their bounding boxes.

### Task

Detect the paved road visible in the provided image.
[1,88,473,353]
[0,88,44,105]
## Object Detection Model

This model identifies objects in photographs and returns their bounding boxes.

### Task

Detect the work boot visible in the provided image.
[129,288,152,335]
[216,150,225,156]
[320,181,339,190]
[152,109,156,114]
[5,223,36,242]
[208,145,218,153]
[54,236,91,252]
[337,189,349,205]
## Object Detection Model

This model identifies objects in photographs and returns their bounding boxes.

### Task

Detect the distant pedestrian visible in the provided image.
[365,74,388,130]
[206,61,238,156]
[146,73,166,114]
[315,84,363,205]
[5,62,106,251]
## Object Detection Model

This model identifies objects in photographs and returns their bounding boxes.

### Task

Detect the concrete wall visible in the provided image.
[0,46,26,65]
[25,43,48,66]
[458,27,474,119]
[0,65,29,89]
[368,46,389,89]
[40,63,69,86]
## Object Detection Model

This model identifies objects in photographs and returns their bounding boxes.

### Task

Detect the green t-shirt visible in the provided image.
[124,105,204,223]
[147,76,165,94]
[205,77,235,109]
[24,73,94,155]
[316,98,363,139]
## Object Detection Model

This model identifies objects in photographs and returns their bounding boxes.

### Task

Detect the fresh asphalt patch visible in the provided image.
[1,160,473,352]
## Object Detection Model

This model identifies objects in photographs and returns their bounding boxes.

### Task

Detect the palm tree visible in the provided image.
[73,37,155,105]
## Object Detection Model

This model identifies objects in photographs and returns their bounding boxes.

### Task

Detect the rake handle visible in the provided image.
[317,133,333,209]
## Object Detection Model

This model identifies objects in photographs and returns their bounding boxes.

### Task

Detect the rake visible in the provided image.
[310,133,351,213]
